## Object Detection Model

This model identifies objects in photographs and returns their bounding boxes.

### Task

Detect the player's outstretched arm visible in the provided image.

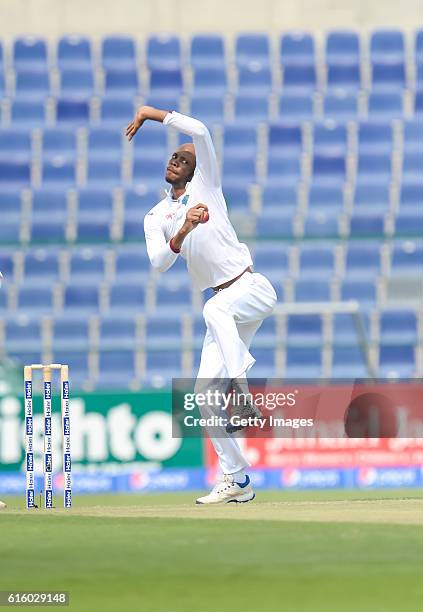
[125,106,168,141]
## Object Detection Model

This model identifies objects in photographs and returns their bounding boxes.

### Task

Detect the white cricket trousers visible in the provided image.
[195,271,277,475]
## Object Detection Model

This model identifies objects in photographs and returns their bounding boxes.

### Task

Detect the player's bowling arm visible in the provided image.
[144,213,179,272]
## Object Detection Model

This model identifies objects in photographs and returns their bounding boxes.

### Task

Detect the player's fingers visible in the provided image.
[194,203,208,211]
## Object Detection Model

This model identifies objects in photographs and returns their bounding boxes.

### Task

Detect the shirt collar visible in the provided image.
[165,181,192,204]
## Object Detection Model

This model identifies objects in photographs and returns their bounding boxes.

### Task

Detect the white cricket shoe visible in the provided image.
[196,474,255,505]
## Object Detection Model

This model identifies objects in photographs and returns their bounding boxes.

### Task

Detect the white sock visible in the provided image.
[229,468,247,483]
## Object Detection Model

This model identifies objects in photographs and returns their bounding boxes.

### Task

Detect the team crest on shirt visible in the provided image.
[182,195,189,205]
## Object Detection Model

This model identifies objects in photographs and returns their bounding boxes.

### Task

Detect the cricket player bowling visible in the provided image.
[126,107,277,504]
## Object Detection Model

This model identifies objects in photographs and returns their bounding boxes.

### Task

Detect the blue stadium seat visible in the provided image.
[331,346,368,378]
[379,310,417,343]
[378,343,415,377]
[190,95,224,124]
[247,348,276,378]
[287,314,322,346]
[57,35,92,69]
[303,211,339,237]
[23,249,60,282]
[32,187,69,219]
[101,36,136,69]
[60,68,95,96]
[122,219,144,241]
[402,120,423,152]
[326,30,360,63]
[98,349,136,388]
[327,62,361,91]
[253,316,277,346]
[340,279,376,305]
[223,185,252,210]
[278,93,313,120]
[391,242,423,273]
[99,315,137,350]
[123,186,159,219]
[266,156,301,184]
[399,181,423,210]
[150,68,183,94]
[235,34,270,67]
[353,181,390,213]
[402,151,423,180]
[109,281,145,311]
[323,90,358,121]
[313,122,347,153]
[0,128,32,160]
[358,121,392,153]
[53,316,90,350]
[237,64,273,93]
[64,283,100,312]
[268,123,303,157]
[285,346,322,378]
[192,67,227,95]
[235,94,269,121]
[56,97,90,123]
[0,251,15,277]
[367,91,403,120]
[280,32,315,64]
[42,157,75,184]
[11,99,45,125]
[332,312,370,346]
[294,279,330,302]
[76,219,111,242]
[147,34,181,70]
[155,279,193,310]
[17,286,54,313]
[42,128,76,159]
[13,36,47,69]
[253,243,289,273]
[100,97,134,124]
[261,184,298,211]
[0,190,22,221]
[146,313,183,348]
[131,123,167,156]
[256,212,294,238]
[132,157,165,185]
[87,127,122,160]
[144,94,181,112]
[371,60,405,90]
[298,246,335,278]
[105,68,139,95]
[222,156,256,185]
[370,29,405,61]
[282,63,316,92]
[0,161,31,186]
[395,212,423,235]
[312,153,346,182]
[87,158,122,184]
[308,183,344,212]
[0,69,5,97]
[356,152,392,181]
[349,213,385,236]
[52,350,89,389]
[69,249,105,281]
[29,219,66,243]
[223,123,257,156]
[345,243,381,278]
[115,247,150,278]
[77,187,114,218]
[5,318,41,350]
[190,34,225,69]
[146,350,181,378]
[416,30,423,63]
[15,68,50,98]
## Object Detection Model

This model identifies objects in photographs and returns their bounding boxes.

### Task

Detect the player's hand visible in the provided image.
[184,204,209,231]
[125,108,146,141]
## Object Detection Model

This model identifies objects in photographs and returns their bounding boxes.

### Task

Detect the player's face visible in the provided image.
[165,150,196,185]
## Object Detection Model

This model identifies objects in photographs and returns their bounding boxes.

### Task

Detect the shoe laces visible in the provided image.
[213,474,235,494]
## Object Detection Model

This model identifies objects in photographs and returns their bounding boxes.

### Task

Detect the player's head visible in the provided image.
[165,144,196,186]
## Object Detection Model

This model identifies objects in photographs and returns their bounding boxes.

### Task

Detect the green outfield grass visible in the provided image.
[1,489,423,612]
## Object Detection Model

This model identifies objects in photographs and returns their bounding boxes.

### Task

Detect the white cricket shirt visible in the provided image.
[143,112,253,291]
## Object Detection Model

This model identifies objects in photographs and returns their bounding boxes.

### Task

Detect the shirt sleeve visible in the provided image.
[163,111,221,189]
[144,211,179,273]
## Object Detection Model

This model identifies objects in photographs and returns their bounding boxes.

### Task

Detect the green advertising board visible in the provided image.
[0,390,203,472]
